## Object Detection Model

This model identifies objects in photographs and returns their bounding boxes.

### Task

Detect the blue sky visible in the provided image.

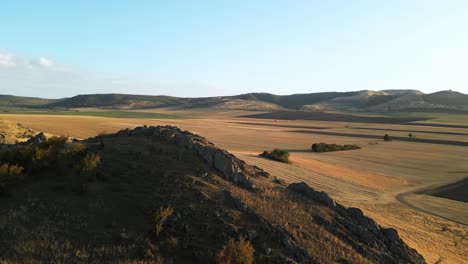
[1,0,467,98]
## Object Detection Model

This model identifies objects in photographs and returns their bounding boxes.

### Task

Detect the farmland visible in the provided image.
[1,109,467,263]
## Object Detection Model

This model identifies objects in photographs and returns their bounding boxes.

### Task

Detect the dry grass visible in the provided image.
[0,163,24,195]
[215,238,255,264]
[82,153,101,173]
[224,180,370,263]
[153,207,173,236]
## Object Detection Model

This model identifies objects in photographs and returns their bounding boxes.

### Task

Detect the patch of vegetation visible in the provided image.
[97,131,107,147]
[153,206,174,236]
[0,163,24,195]
[384,134,391,141]
[0,136,89,194]
[81,153,101,174]
[215,237,255,264]
[311,143,361,153]
[259,149,290,163]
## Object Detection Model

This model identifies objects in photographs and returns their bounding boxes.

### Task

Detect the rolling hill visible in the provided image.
[0,95,58,108]
[1,90,467,113]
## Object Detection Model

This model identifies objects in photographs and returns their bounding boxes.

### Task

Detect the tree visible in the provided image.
[408,133,413,138]
[384,134,391,141]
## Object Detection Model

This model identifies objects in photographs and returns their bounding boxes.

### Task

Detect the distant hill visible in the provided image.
[45,93,187,109]
[1,89,467,113]
[0,95,58,108]
[423,90,468,107]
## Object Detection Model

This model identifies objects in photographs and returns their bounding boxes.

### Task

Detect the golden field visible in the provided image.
[1,109,467,263]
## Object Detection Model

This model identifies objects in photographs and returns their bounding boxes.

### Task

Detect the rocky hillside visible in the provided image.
[0,126,425,263]
[2,89,467,113]
[0,120,38,144]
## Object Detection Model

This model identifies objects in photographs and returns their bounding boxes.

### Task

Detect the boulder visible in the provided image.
[27,132,47,144]
[287,182,336,207]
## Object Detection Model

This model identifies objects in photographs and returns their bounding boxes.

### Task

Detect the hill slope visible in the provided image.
[0,126,425,263]
[0,94,57,108]
[1,89,467,112]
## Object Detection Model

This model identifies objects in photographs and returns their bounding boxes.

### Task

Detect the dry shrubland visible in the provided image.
[153,206,174,236]
[215,238,255,264]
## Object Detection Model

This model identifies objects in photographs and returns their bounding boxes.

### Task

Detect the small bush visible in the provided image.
[97,131,107,147]
[64,142,87,156]
[29,136,69,170]
[82,153,101,173]
[384,134,391,141]
[0,163,24,195]
[153,207,173,236]
[259,149,290,163]
[215,237,255,264]
[311,143,360,153]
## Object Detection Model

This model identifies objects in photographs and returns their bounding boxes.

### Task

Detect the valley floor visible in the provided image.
[1,109,467,263]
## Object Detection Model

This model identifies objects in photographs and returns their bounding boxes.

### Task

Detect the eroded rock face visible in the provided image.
[114,125,269,189]
[25,132,47,144]
[288,182,425,264]
[287,182,335,207]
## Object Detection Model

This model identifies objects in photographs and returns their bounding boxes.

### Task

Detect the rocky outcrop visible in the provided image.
[111,126,424,263]
[228,193,318,264]
[288,182,425,264]
[287,182,336,207]
[113,125,270,189]
[26,132,47,144]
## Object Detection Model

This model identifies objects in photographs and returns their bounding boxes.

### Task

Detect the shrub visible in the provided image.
[64,142,87,156]
[29,136,68,170]
[215,237,255,264]
[259,149,290,163]
[82,153,101,173]
[97,131,107,147]
[0,163,24,195]
[311,143,360,153]
[153,206,173,236]
[408,133,413,138]
[384,134,391,141]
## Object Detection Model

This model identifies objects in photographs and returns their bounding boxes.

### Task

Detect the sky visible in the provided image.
[1,0,467,98]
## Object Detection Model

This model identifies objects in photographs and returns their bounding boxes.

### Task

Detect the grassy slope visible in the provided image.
[423,91,468,107]
[0,95,57,107]
[45,94,187,109]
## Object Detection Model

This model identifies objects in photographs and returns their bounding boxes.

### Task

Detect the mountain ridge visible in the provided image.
[1,89,467,113]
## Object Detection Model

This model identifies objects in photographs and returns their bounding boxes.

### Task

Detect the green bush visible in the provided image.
[311,143,360,153]
[259,149,290,163]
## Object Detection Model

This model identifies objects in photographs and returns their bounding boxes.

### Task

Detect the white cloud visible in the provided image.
[0,51,168,98]
[37,57,53,67]
[0,53,16,68]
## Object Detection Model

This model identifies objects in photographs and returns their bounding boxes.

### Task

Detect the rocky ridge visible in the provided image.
[109,125,425,264]
[113,125,270,190]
